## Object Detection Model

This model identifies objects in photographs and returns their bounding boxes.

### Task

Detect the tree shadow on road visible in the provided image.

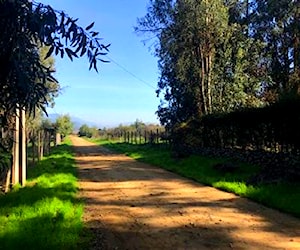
[73,142,300,249]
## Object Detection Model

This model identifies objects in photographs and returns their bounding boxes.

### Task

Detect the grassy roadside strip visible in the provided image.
[0,137,86,250]
[90,138,300,218]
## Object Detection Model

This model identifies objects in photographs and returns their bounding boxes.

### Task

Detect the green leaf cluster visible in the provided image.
[0,0,109,118]
[55,115,74,138]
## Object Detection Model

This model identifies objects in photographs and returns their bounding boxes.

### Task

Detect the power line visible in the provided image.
[104,55,156,90]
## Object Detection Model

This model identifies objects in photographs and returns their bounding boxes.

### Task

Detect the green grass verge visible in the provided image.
[0,137,86,250]
[90,138,300,218]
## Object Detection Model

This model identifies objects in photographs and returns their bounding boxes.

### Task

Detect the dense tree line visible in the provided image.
[78,119,165,140]
[103,120,165,138]
[136,0,299,128]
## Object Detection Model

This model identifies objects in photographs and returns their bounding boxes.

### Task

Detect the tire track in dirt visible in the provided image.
[70,135,300,250]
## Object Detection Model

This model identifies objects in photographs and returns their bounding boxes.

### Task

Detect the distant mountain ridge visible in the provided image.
[45,113,99,131]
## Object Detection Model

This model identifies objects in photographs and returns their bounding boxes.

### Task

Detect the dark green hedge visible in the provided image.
[172,98,300,154]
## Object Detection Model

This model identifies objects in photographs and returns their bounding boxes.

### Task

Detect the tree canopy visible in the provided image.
[136,0,299,128]
[55,114,73,138]
[0,0,109,119]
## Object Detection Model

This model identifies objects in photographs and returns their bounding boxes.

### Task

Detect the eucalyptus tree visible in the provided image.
[138,0,299,129]
[137,0,243,127]
[0,0,109,122]
[211,0,266,111]
[251,0,299,99]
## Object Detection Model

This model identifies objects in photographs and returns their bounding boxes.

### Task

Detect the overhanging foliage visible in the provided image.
[0,0,109,117]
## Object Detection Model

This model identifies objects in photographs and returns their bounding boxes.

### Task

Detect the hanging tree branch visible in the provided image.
[0,0,110,117]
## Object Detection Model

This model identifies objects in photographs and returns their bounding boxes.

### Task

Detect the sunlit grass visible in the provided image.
[0,137,85,250]
[91,138,300,218]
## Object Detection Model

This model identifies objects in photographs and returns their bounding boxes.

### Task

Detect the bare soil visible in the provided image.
[70,136,300,250]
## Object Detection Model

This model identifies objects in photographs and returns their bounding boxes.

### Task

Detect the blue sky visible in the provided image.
[40,0,160,127]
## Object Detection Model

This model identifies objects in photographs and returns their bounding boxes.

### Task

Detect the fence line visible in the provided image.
[103,129,170,145]
[1,119,58,193]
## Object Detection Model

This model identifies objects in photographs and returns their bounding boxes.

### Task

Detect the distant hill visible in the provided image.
[45,113,99,131]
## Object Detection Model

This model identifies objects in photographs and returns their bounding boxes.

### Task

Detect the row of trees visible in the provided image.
[78,119,165,139]
[136,0,299,128]
[0,0,107,190]
[103,119,165,138]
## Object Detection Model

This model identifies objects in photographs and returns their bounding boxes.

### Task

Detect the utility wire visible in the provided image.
[104,55,156,90]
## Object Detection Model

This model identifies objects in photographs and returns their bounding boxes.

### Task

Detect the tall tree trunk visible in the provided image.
[20,108,26,186]
[32,138,36,165]
[207,51,213,114]
[4,168,11,193]
[38,130,43,161]
[200,49,208,115]
[12,109,19,185]
[293,5,300,93]
[204,0,214,114]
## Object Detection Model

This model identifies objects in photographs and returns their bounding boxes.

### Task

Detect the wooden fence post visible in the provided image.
[38,130,43,161]
[56,132,61,146]
[32,132,36,165]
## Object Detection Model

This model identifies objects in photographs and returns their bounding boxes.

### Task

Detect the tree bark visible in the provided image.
[293,6,300,93]
[21,108,26,186]
[207,51,213,114]
[200,48,208,115]
[12,109,19,185]
[4,168,11,193]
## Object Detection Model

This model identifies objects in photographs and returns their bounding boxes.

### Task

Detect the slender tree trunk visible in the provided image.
[293,6,300,93]
[200,49,208,115]
[207,52,213,114]
[38,130,43,161]
[4,168,11,193]
[32,139,36,165]
[47,131,51,155]
[203,0,214,115]
[12,109,19,185]
[205,0,210,114]
[21,108,26,186]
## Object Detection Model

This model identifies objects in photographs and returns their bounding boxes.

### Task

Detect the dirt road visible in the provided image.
[70,136,300,250]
